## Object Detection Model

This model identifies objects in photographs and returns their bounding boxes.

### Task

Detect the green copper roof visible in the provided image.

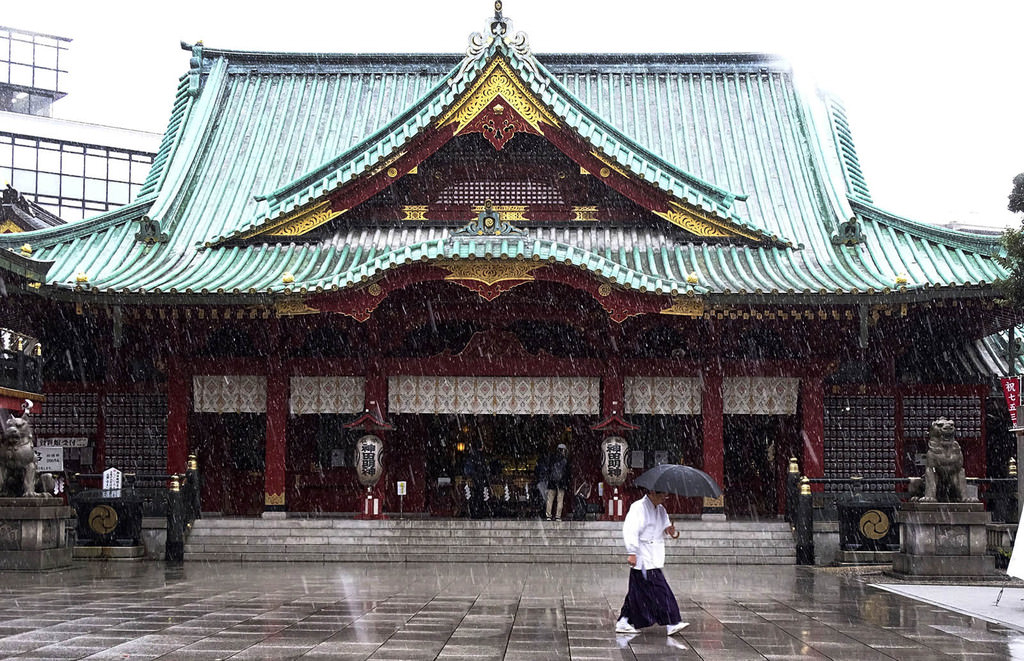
[0,33,1009,306]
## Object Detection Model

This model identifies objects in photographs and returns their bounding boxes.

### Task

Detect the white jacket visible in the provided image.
[622,495,670,571]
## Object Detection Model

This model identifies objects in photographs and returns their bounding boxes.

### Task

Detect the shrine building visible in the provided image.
[0,4,1013,520]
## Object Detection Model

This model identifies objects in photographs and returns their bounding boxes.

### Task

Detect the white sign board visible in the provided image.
[34,447,64,472]
[35,437,89,448]
[397,481,407,496]
[102,467,123,491]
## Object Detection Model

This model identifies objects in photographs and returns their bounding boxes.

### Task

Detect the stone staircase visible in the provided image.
[184,518,796,564]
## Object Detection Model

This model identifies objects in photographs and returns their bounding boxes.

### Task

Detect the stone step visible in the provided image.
[184,518,796,564]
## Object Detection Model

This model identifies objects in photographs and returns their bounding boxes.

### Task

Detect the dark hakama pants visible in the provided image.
[618,568,681,628]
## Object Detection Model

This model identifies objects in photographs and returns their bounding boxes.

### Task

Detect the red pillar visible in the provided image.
[166,357,189,475]
[801,375,825,484]
[264,358,288,514]
[702,364,725,517]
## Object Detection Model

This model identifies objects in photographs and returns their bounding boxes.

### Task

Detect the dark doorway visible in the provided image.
[406,414,589,518]
[723,416,795,519]
[191,413,265,516]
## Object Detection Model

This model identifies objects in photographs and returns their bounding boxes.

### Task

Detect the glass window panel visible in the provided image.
[86,147,107,156]
[10,63,32,86]
[0,143,12,167]
[39,201,59,217]
[61,175,83,198]
[108,158,129,181]
[0,167,11,186]
[34,67,56,90]
[29,94,51,116]
[61,151,84,175]
[37,147,59,172]
[60,206,84,222]
[85,201,105,211]
[37,172,59,196]
[12,169,34,191]
[34,43,57,68]
[13,144,36,169]
[85,154,106,178]
[108,150,129,160]
[0,135,11,144]
[84,177,105,201]
[130,163,149,184]
[108,181,129,204]
[10,39,32,65]
[62,143,82,154]
[13,138,34,147]
[129,184,142,200]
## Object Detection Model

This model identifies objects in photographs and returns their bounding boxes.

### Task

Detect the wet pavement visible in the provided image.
[0,562,1022,660]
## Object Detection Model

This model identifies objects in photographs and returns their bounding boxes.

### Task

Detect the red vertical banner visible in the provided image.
[1001,377,1021,427]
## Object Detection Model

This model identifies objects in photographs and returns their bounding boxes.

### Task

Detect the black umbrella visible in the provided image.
[633,464,723,498]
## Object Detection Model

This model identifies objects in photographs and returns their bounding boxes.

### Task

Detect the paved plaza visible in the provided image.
[1,562,1023,660]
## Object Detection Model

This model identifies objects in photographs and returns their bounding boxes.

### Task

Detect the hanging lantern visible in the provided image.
[354,434,384,487]
[601,436,629,486]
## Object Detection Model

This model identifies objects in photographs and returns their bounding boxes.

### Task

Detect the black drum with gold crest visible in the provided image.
[72,489,143,547]
[837,489,901,552]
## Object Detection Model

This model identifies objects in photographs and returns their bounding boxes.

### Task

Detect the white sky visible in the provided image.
[5,0,1022,230]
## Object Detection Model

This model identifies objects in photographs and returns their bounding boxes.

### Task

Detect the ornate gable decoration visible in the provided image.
[436,55,560,150]
[451,200,527,237]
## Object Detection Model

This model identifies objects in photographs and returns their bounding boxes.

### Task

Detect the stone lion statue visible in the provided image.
[909,417,975,503]
[1,410,52,497]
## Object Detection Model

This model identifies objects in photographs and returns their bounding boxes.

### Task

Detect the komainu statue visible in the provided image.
[1,409,51,497]
[909,417,975,503]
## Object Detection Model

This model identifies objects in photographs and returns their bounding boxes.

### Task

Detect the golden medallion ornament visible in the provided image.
[88,505,118,535]
[858,509,890,540]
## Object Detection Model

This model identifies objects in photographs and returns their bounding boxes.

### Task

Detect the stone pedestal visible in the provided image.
[892,501,995,577]
[0,497,74,571]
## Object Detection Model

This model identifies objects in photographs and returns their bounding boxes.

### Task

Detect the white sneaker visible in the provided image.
[667,621,689,636]
[615,618,640,634]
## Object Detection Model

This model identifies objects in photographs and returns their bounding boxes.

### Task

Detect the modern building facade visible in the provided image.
[0,7,1015,518]
[0,25,159,225]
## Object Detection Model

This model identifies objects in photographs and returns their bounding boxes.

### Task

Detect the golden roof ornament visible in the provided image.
[894,273,909,286]
[75,271,88,283]
[686,271,699,284]
[20,243,31,255]
[282,272,295,284]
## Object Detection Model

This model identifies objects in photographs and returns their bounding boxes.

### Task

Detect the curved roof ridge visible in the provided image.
[851,199,1004,257]
[0,197,153,250]
[145,57,231,247]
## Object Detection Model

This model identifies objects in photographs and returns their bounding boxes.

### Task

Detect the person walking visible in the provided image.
[615,489,689,636]
[544,443,570,521]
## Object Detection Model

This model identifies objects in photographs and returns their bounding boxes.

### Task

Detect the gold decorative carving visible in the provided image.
[653,200,760,241]
[599,167,611,178]
[598,283,612,297]
[275,300,319,316]
[0,220,22,234]
[702,495,724,509]
[265,492,285,506]
[267,201,347,237]
[659,296,705,317]
[240,201,347,238]
[437,57,560,135]
[401,205,429,221]
[437,259,540,286]
[386,167,398,178]
[470,204,528,221]
[572,206,598,221]
[367,283,383,296]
